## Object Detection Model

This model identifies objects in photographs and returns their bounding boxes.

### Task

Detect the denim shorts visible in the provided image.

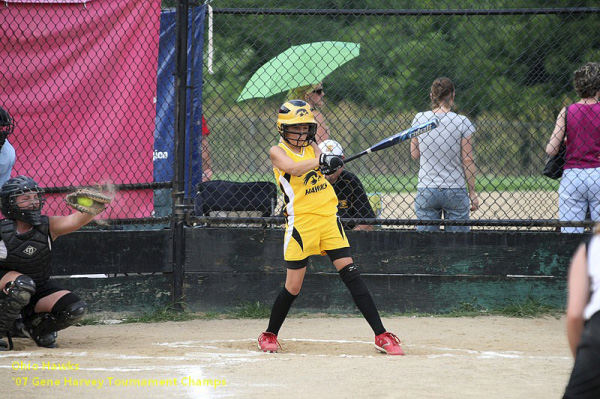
[415,187,470,232]
[559,167,600,234]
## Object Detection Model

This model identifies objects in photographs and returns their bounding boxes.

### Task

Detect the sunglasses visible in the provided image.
[311,88,324,95]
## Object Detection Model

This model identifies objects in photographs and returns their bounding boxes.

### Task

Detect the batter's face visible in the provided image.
[285,124,312,148]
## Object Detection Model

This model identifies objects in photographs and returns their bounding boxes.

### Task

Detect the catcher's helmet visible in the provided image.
[0,106,14,137]
[277,100,317,147]
[0,176,46,225]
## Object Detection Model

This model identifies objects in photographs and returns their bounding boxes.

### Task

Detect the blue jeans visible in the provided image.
[559,167,600,234]
[415,188,470,232]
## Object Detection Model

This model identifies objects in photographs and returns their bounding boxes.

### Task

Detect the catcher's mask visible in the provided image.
[277,100,317,148]
[0,106,15,137]
[0,176,46,225]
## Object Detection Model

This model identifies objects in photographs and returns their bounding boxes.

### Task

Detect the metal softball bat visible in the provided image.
[344,117,440,163]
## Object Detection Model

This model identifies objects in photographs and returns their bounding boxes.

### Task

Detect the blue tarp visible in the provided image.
[153,7,205,198]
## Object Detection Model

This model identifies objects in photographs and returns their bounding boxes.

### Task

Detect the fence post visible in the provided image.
[171,0,190,310]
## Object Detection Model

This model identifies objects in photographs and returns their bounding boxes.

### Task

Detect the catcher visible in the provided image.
[0,176,111,350]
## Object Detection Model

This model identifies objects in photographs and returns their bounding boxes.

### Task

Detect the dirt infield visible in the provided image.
[2,316,572,399]
[274,190,558,222]
[381,191,558,220]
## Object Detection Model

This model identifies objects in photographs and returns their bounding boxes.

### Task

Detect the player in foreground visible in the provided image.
[0,176,111,350]
[563,222,600,397]
[257,100,403,355]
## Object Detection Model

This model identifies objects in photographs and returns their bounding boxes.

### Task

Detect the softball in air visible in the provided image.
[77,197,94,207]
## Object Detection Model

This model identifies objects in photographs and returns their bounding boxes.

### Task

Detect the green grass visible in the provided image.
[443,302,488,317]
[213,172,559,193]
[393,298,563,318]
[121,304,197,324]
[80,297,563,325]
[494,297,563,318]
[227,301,272,319]
[78,317,102,326]
[118,302,221,324]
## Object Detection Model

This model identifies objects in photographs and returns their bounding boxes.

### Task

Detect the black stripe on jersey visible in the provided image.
[280,173,292,211]
[336,216,346,239]
[292,227,304,251]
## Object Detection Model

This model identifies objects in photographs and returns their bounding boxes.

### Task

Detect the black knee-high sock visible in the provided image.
[339,263,385,336]
[266,287,298,335]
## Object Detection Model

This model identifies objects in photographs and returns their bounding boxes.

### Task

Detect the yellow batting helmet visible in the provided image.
[277,100,317,147]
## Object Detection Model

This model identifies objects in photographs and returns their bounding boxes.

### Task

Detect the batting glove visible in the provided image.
[319,154,344,175]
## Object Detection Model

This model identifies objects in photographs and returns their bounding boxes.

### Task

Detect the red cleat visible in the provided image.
[375,332,404,355]
[258,332,280,353]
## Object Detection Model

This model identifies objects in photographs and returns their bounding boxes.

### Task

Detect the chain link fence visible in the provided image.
[1,1,598,231]
[203,3,600,231]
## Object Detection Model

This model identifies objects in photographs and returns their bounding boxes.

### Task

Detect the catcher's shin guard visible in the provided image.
[0,276,36,332]
[24,296,87,348]
[0,275,36,350]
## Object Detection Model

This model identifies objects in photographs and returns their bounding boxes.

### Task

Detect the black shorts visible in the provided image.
[563,311,600,399]
[286,247,352,270]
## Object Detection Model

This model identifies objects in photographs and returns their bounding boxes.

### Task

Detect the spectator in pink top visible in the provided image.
[546,62,600,233]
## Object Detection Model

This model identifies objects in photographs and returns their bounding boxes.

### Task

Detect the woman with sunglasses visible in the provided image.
[288,83,330,143]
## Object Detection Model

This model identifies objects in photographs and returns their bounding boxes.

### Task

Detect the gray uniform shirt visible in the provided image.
[411,111,475,189]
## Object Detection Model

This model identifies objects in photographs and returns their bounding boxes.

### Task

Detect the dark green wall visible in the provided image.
[184,228,582,313]
[51,228,584,314]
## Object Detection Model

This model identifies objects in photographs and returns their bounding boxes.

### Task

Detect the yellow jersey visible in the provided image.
[274,143,338,217]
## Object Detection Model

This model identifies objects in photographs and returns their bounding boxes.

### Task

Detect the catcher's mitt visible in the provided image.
[65,188,112,216]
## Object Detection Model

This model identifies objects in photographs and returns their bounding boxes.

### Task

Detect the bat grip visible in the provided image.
[343,150,368,164]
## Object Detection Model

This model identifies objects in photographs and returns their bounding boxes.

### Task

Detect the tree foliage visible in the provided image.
[198,2,599,178]
[205,2,599,118]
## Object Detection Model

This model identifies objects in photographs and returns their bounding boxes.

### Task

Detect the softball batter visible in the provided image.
[257,100,403,355]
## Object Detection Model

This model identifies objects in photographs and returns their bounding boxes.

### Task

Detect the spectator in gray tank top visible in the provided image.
[410,77,479,232]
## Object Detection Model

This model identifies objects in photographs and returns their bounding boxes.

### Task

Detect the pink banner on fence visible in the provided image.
[5,1,94,3]
[0,0,161,218]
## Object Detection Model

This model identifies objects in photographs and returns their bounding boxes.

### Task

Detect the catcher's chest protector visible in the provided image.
[0,217,52,285]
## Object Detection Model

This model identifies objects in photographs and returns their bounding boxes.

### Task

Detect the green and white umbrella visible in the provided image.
[236,41,360,102]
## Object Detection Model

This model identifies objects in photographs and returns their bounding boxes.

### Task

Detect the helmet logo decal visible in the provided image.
[277,100,316,148]
[23,245,37,256]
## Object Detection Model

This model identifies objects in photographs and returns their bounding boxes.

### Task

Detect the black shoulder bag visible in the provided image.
[542,106,568,179]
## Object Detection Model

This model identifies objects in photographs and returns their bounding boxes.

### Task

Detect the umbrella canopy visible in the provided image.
[237,41,360,102]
